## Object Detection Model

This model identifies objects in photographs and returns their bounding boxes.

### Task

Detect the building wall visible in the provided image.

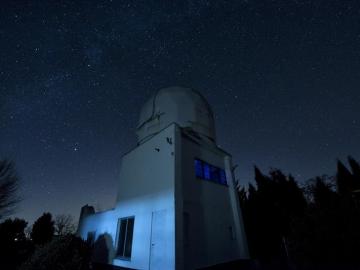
[78,123,249,269]
[178,133,249,269]
[79,124,177,270]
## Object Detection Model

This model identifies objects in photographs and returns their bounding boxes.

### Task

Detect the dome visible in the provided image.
[136,86,216,144]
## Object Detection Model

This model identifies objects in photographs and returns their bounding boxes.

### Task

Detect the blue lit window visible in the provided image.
[194,158,227,186]
[210,166,220,182]
[203,163,211,180]
[194,159,203,178]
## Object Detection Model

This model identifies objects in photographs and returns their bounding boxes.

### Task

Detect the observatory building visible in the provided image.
[78,86,249,269]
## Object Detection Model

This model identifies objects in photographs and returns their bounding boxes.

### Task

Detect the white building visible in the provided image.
[78,86,249,269]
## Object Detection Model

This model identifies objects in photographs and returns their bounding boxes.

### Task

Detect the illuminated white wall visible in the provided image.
[79,124,177,270]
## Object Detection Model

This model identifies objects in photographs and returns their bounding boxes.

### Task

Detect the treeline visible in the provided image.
[239,156,360,269]
[0,212,91,270]
[0,159,91,270]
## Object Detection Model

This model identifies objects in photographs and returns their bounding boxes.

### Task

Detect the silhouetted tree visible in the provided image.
[55,214,76,236]
[21,235,91,270]
[31,212,55,245]
[336,159,354,196]
[240,167,307,265]
[336,157,360,207]
[310,176,338,206]
[348,156,360,181]
[288,174,360,269]
[0,159,21,220]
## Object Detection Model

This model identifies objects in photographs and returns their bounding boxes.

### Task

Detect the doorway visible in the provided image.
[149,209,168,269]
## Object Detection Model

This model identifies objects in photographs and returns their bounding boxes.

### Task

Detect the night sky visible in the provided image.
[1,0,360,225]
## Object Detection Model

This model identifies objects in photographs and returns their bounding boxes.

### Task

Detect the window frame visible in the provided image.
[116,216,135,260]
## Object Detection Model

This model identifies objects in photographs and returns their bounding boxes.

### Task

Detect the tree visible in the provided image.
[309,176,338,206]
[31,213,55,245]
[336,159,354,196]
[0,218,33,269]
[348,156,360,181]
[288,174,360,268]
[240,167,307,264]
[21,235,92,270]
[0,159,21,220]
[55,214,76,236]
[336,157,360,203]
[0,217,27,243]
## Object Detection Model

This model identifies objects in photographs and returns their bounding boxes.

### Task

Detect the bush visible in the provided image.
[21,235,92,270]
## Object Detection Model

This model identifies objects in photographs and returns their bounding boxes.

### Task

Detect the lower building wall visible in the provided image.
[79,190,175,270]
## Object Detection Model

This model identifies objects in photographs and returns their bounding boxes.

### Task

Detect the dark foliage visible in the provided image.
[240,167,306,263]
[337,157,360,198]
[0,218,34,269]
[31,212,55,245]
[294,158,360,267]
[288,176,360,269]
[240,157,360,269]
[0,159,21,220]
[336,160,355,195]
[21,235,92,270]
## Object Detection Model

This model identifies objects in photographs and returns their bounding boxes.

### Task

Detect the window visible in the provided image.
[117,217,135,259]
[210,166,220,182]
[194,158,227,186]
[203,163,211,180]
[194,159,203,178]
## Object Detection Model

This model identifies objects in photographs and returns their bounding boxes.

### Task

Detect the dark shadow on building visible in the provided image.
[93,233,114,265]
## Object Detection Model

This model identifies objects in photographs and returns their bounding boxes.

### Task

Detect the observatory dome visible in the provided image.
[136,86,216,144]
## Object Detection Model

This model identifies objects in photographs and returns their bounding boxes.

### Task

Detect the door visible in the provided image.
[149,209,169,269]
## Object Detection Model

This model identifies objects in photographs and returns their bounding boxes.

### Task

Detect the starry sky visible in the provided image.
[1,0,360,225]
